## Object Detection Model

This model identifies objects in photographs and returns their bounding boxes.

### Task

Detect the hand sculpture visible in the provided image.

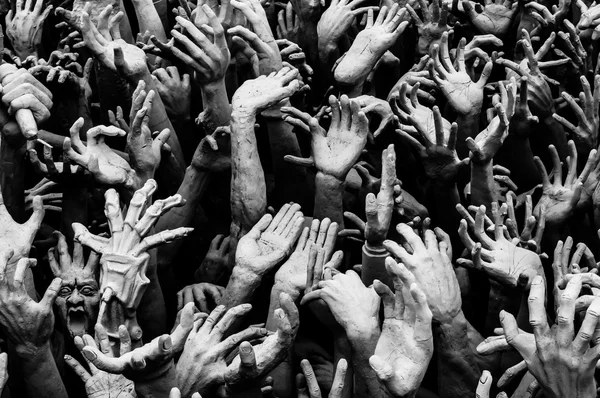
[79,6,148,80]
[0,64,54,138]
[383,223,460,323]
[225,294,299,391]
[369,258,433,397]
[0,184,44,280]
[176,283,224,313]
[393,81,448,142]
[334,5,409,86]
[176,303,269,396]
[398,106,468,184]
[195,234,232,283]
[282,95,368,180]
[49,231,100,338]
[235,203,305,276]
[504,192,545,254]
[342,145,397,249]
[461,0,517,37]
[65,327,136,398]
[152,67,191,121]
[533,142,594,228]
[497,275,600,398]
[274,217,338,299]
[553,75,600,156]
[457,203,543,288]
[406,0,451,55]
[0,257,61,356]
[429,32,492,116]
[72,180,192,336]
[81,303,196,381]
[301,269,380,339]
[5,0,53,62]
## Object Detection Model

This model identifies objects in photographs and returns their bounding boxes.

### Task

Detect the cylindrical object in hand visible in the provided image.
[15,109,37,139]
[0,64,38,139]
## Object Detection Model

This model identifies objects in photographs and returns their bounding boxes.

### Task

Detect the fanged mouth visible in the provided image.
[67,309,88,337]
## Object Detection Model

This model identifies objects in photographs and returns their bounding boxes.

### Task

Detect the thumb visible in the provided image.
[369,355,394,383]
[40,277,62,311]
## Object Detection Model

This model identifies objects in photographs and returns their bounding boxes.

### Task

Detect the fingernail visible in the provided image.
[83,350,96,361]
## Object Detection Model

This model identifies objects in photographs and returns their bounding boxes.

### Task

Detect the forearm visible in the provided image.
[265,116,311,209]
[0,128,25,222]
[131,0,168,42]
[425,182,460,239]
[347,327,387,398]
[541,116,569,160]
[470,161,495,214]
[15,343,68,398]
[230,109,267,238]
[434,311,496,398]
[137,260,168,339]
[60,186,88,243]
[200,80,231,134]
[134,361,177,398]
[155,166,211,269]
[314,172,345,227]
[456,113,480,158]
[219,266,263,309]
[266,285,295,398]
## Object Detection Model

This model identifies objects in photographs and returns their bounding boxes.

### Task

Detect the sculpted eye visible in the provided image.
[80,287,96,296]
[59,287,72,297]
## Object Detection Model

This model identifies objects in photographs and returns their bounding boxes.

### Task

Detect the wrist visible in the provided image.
[200,78,226,93]
[346,320,380,346]
[15,340,51,360]
[316,171,346,188]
